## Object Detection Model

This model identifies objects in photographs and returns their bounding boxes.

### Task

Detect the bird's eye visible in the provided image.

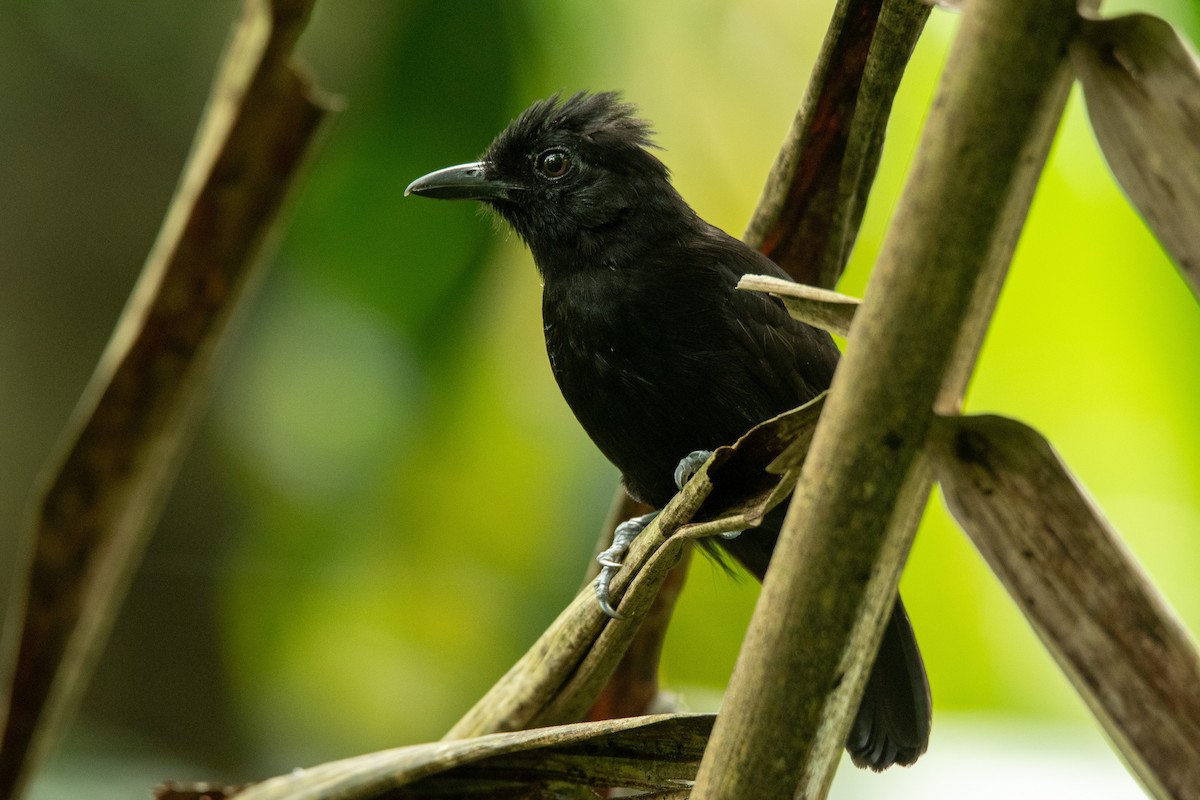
[536,148,572,179]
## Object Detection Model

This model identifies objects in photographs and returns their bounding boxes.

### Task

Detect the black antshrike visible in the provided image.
[407,92,931,770]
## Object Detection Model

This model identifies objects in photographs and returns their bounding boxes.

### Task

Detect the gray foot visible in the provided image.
[675,449,743,540]
[673,449,713,490]
[594,510,659,618]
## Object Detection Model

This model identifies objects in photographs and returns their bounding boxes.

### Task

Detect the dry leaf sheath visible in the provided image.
[933,415,1200,799]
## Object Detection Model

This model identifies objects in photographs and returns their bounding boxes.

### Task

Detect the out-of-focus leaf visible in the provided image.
[0,1,337,796]
[744,0,930,288]
[287,0,522,360]
[738,274,860,337]
[1072,14,1200,303]
[932,414,1200,800]
[159,714,710,800]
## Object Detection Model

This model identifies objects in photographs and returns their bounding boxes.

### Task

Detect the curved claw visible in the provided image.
[592,510,659,618]
[597,547,625,569]
[673,449,713,490]
[594,567,626,620]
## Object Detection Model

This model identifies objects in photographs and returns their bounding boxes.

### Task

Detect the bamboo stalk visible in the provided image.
[691,0,1083,795]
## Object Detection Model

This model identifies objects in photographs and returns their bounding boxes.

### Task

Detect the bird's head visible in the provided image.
[406,92,692,266]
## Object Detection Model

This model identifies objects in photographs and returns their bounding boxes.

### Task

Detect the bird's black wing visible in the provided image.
[701,225,840,416]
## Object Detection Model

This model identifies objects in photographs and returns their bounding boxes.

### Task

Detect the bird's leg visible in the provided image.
[594,511,659,618]
[593,450,731,617]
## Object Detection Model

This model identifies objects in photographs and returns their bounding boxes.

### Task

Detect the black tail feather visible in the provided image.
[715,508,931,770]
[846,597,931,770]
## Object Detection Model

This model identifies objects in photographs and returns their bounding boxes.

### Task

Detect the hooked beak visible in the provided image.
[404,161,521,201]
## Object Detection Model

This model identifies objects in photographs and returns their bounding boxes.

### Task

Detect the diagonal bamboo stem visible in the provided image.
[0,2,336,797]
[744,0,930,288]
[691,0,1084,795]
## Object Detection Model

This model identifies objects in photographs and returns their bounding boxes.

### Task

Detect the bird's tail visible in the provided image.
[846,597,931,770]
[714,511,931,770]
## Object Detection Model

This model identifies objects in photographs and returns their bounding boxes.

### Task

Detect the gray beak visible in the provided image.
[404,161,521,201]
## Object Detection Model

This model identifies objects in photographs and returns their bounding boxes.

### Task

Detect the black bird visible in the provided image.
[406,91,930,770]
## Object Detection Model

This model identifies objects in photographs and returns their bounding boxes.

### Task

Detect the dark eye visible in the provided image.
[536,148,572,179]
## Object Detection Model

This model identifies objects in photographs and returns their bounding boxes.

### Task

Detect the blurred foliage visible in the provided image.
[1,0,1198,794]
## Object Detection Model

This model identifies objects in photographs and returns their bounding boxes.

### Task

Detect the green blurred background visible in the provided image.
[1,1,1198,797]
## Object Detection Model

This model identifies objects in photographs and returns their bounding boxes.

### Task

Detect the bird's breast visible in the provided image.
[542,275,663,411]
[540,270,752,506]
